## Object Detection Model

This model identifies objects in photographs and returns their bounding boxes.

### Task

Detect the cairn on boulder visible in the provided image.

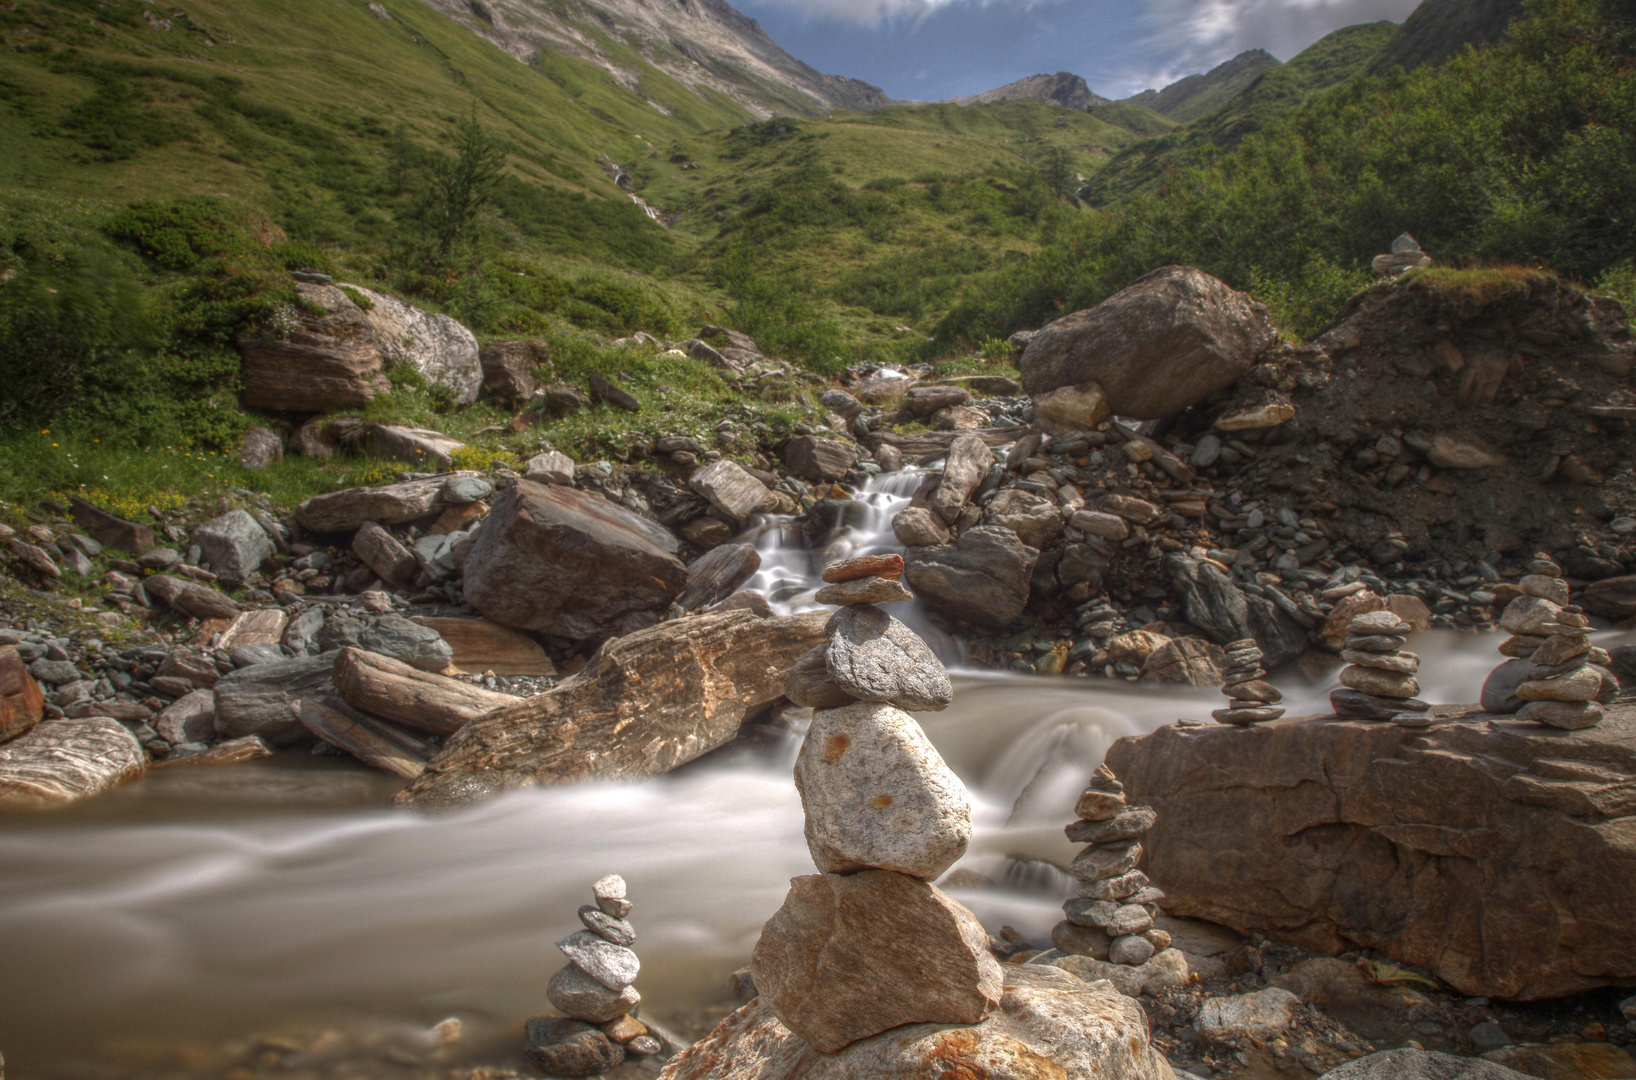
[1212,638,1283,725]
[527,873,662,1075]
[1371,232,1432,278]
[1480,555,1615,727]
[1498,554,1571,653]
[1331,610,1430,723]
[1051,764,1176,967]
[753,552,1003,1054]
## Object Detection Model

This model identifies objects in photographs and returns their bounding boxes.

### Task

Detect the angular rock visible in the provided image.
[982,488,1064,549]
[1032,382,1111,436]
[1168,552,1307,668]
[523,449,575,486]
[1076,788,1126,821]
[191,509,275,586]
[144,575,241,620]
[666,963,1170,1078]
[1018,265,1276,419]
[70,497,153,554]
[1501,595,1563,637]
[351,521,418,588]
[824,606,951,711]
[1139,637,1221,686]
[9,539,59,578]
[0,717,146,806]
[461,480,686,638]
[678,543,761,612]
[1317,1049,1533,1079]
[1069,509,1130,540]
[1198,987,1300,1042]
[1339,665,1420,698]
[796,701,970,879]
[321,615,454,673]
[398,609,827,808]
[1580,576,1636,620]
[557,929,639,990]
[1106,708,1636,998]
[1070,839,1142,882]
[891,507,949,547]
[154,689,217,745]
[1516,699,1602,729]
[783,645,857,710]
[213,653,336,745]
[295,474,461,533]
[372,424,464,470]
[239,427,283,469]
[0,645,45,744]
[479,339,549,407]
[928,435,993,524]
[350,285,481,404]
[579,905,636,946]
[524,1016,624,1076]
[588,373,640,411]
[235,282,391,411]
[903,526,1036,627]
[689,460,775,523]
[784,436,859,483]
[815,576,913,606]
[749,870,1003,1053]
[902,385,971,416]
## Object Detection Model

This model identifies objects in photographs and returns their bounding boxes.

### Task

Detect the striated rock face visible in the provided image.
[349,285,482,405]
[748,870,1003,1053]
[0,645,45,744]
[1106,708,1636,998]
[462,480,687,638]
[658,964,1174,1079]
[235,282,391,412]
[0,717,146,806]
[396,609,827,808]
[903,526,1037,627]
[1019,266,1275,419]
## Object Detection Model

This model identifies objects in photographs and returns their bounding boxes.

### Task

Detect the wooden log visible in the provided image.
[215,609,290,652]
[293,697,428,779]
[331,647,513,736]
[408,617,555,676]
[155,735,274,768]
[0,645,44,744]
[0,717,146,806]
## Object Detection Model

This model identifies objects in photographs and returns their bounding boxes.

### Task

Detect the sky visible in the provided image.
[735,0,1424,101]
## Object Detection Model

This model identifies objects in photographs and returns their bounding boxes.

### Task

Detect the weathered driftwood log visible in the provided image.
[0,717,146,806]
[331,647,513,736]
[395,608,828,810]
[294,696,431,779]
[155,735,274,768]
[0,645,45,744]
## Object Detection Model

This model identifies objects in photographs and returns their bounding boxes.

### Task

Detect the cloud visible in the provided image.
[743,0,1028,30]
[1134,0,1421,85]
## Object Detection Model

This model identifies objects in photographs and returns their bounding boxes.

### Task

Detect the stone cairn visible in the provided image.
[752,552,1006,1054]
[1331,609,1431,724]
[1371,232,1432,278]
[1212,638,1284,725]
[1050,764,1178,968]
[1481,554,1613,729]
[525,873,661,1076]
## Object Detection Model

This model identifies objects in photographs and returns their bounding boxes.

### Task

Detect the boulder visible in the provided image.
[679,544,761,611]
[904,526,1036,627]
[396,609,827,808]
[1032,383,1111,436]
[239,427,284,469]
[929,435,993,524]
[784,436,859,483]
[901,385,971,417]
[1018,266,1276,419]
[523,449,576,486]
[144,575,241,620]
[69,497,153,554]
[348,285,482,404]
[319,615,453,672]
[461,480,687,639]
[479,339,549,406]
[213,653,336,745]
[1167,552,1308,668]
[891,507,949,547]
[1105,707,1636,998]
[1139,637,1221,686]
[351,521,418,588]
[660,963,1171,1079]
[981,489,1064,549]
[154,689,217,745]
[689,460,775,523]
[1317,1049,1533,1079]
[295,474,464,533]
[235,282,391,411]
[371,424,464,470]
[824,607,952,712]
[0,645,45,744]
[749,870,1003,1053]
[192,509,274,586]
[0,717,146,806]
[1047,948,1190,998]
[1580,576,1636,620]
[1197,987,1300,1042]
[796,701,969,879]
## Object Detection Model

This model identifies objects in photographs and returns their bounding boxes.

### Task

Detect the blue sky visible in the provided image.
[737,0,1423,101]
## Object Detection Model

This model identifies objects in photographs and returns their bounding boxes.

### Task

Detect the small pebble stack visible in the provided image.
[1211,638,1283,725]
[525,873,661,1076]
[1496,554,1572,659]
[1511,605,1610,730]
[1050,764,1176,968]
[1330,610,1430,723]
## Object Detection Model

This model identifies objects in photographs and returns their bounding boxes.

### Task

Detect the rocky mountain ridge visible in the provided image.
[943,71,1109,110]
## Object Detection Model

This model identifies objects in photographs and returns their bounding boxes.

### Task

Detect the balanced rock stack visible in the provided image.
[1330,609,1430,722]
[1495,554,1575,658]
[526,873,661,1076]
[753,552,1004,1053]
[1211,638,1283,725]
[1508,605,1611,729]
[1051,764,1175,967]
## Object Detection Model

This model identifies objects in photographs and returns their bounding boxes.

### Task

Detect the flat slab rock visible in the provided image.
[1106,706,1636,999]
[658,963,1173,1079]
[0,717,146,806]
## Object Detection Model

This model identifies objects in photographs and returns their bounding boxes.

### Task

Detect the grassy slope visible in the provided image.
[1086,22,1400,203]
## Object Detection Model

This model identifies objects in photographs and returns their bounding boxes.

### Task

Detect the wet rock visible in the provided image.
[0,717,146,806]
[904,526,1036,627]
[824,606,951,711]
[679,543,761,611]
[660,964,1171,1079]
[891,507,950,547]
[1138,637,1220,686]
[213,653,336,745]
[1198,986,1300,1042]
[796,701,969,878]
[479,339,548,407]
[235,282,391,411]
[1018,265,1276,419]
[784,436,860,483]
[748,870,1002,1053]
[461,480,687,638]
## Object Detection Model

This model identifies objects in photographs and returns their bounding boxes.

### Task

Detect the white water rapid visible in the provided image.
[0,466,1577,1074]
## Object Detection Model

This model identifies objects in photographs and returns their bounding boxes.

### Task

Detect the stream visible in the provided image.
[0,466,1557,1075]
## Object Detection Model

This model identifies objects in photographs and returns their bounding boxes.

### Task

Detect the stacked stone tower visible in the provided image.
[752,553,1004,1053]
[1212,638,1283,725]
[1330,610,1429,721]
[1481,554,1615,728]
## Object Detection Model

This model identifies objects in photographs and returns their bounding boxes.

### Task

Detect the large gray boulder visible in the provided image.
[461,480,687,639]
[1019,265,1276,419]
[213,653,336,745]
[234,282,391,412]
[192,509,274,586]
[348,286,482,404]
[1167,552,1308,668]
[903,526,1036,627]
[1317,1049,1530,1079]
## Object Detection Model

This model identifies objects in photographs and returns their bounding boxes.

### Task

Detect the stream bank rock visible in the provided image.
[902,526,1037,627]
[461,480,687,639]
[396,608,826,809]
[1105,707,1636,998]
[0,717,147,806]
[235,282,391,411]
[657,963,1174,1079]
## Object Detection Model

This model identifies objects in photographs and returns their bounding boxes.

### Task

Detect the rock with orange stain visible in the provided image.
[821,554,904,584]
[794,701,969,880]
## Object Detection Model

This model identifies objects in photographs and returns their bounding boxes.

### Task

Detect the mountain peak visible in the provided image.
[945,72,1110,110]
[1122,49,1282,123]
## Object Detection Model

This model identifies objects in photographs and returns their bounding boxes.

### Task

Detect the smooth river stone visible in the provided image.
[1069,840,1142,883]
[814,576,913,606]
[1065,807,1156,845]
[1331,688,1429,719]
[821,553,904,583]
[1481,658,1539,714]
[1517,699,1603,729]
[1516,665,1602,702]
[546,962,641,1023]
[1530,633,1592,668]
[796,701,971,880]
[1109,934,1156,966]
[1212,706,1284,725]
[824,605,952,712]
[749,870,1003,1053]
[1339,649,1420,673]
[579,905,635,946]
[1219,679,1281,703]
[783,644,858,709]
[1348,610,1412,636]
[1105,904,1154,937]
[1501,595,1563,636]
[1339,665,1421,699]
[556,930,640,990]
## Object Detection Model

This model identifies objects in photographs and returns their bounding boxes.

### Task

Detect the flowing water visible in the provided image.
[0,467,1582,1075]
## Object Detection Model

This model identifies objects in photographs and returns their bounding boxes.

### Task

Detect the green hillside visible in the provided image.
[1122,49,1282,123]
